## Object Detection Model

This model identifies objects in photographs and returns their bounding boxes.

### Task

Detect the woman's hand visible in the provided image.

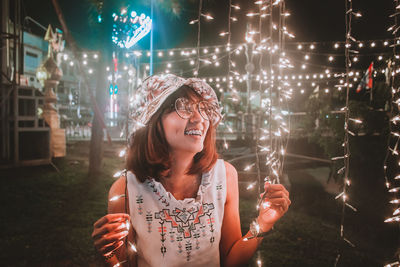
[92,213,130,257]
[257,183,291,232]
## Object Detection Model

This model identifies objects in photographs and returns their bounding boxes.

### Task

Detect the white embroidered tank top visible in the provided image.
[127,159,227,267]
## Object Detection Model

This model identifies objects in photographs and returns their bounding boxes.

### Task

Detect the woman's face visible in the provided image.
[161,97,210,156]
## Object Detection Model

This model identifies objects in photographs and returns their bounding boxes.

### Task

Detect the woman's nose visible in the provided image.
[189,105,204,123]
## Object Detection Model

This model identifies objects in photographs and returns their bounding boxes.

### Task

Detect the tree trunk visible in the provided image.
[88,0,112,180]
[89,59,107,179]
[51,0,111,181]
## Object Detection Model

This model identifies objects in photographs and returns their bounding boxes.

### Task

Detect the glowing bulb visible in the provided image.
[247,182,256,190]
[224,141,228,149]
[246,12,259,17]
[113,169,126,178]
[110,194,125,202]
[263,201,271,209]
[244,163,255,171]
[128,241,137,252]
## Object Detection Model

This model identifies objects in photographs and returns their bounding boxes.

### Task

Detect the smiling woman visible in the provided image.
[127,83,219,183]
[91,74,291,267]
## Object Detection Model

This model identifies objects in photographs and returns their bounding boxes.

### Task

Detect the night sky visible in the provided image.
[22,0,394,51]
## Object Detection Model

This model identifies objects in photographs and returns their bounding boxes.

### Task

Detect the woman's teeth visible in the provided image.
[184,129,202,136]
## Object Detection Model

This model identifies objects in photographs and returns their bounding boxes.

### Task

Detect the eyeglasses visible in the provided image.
[174,97,220,123]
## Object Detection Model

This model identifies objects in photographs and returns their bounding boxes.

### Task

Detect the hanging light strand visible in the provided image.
[383,0,400,266]
[334,0,358,265]
[195,0,203,76]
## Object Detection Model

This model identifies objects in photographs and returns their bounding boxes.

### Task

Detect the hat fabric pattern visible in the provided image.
[134,74,221,127]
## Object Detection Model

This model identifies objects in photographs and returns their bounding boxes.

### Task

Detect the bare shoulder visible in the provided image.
[223,161,239,204]
[108,175,128,213]
[109,175,127,197]
[223,161,238,181]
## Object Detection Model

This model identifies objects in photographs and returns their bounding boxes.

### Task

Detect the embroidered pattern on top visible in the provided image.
[154,203,215,260]
[136,194,143,215]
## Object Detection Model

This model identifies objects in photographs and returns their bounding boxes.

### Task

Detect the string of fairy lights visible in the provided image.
[333,0,360,265]
[383,1,400,266]
[219,0,238,150]
[236,1,293,257]
[57,38,396,105]
[253,2,267,265]
[196,0,203,76]
[58,39,396,76]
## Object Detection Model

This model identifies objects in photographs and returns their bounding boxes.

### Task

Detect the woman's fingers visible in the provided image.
[101,240,125,256]
[94,230,129,250]
[260,190,291,206]
[93,213,130,228]
[264,190,288,199]
[263,183,289,198]
[264,198,290,213]
[92,220,129,240]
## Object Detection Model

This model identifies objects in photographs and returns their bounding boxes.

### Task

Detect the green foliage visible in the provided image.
[301,90,344,159]
[0,141,125,266]
[302,81,391,159]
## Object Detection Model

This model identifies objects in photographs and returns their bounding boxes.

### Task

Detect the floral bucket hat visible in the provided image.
[132,74,222,128]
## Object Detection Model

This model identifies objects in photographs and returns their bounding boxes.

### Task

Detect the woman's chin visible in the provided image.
[181,144,204,155]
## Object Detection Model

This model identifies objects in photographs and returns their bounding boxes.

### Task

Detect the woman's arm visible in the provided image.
[219,162,290,267]
[92,175,137,267]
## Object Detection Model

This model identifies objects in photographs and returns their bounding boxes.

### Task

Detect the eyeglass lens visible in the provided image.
[175,97,213,121]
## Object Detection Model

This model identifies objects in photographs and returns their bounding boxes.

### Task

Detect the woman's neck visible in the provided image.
[160,151,200,200]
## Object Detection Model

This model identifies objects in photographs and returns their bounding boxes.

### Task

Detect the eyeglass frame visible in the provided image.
[170,97,221,124]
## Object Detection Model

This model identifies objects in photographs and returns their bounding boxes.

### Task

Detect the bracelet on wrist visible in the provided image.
[248,220,273,240]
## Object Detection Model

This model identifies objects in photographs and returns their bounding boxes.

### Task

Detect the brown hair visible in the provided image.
[126,85,218,182]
